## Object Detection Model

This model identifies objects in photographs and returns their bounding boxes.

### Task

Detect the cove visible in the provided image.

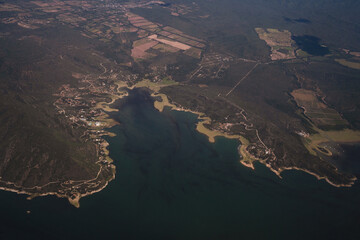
[0,88,359,240]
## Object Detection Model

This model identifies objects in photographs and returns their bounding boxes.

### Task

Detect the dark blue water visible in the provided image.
[292,35,330,56]
[0,88,360,240]
[331,144,360,177]
[284,17,311,23]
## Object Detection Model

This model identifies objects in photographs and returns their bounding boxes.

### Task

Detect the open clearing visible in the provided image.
[303,127,360,157]
[152,43,179,53]
[255,28,296,60]
[131,38,158,59]
[335,59,360,70]
[148,34,191,50]
[291,89,347,128]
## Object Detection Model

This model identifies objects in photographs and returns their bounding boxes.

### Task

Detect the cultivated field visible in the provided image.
[148,34,191,50]
[291,89,347,128]
[131,38,158,59]
[335,59,360,70]
[255,28,296,60]
[125,12,205,61]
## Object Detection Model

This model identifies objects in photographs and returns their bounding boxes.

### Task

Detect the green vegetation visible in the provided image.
[303,124,360,157]
[291,88,348,129]
[1,0,360,202]
[335,59,360,70]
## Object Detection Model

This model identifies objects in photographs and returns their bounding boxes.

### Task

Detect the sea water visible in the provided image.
[0,88,359,240]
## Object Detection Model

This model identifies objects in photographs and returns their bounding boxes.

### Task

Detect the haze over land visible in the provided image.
[0,0,360,238]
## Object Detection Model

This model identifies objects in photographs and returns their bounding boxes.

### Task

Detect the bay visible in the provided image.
[0,88,359,240]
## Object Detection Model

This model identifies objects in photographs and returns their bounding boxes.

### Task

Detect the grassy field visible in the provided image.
[291,89,348,128]
[255,28,296,60]
[335,59,360,70]
[1,0,360,197]
[303,125,360,156]
[134,78,178,92]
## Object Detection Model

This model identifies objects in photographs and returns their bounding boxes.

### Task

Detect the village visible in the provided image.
[53,64,131,166]
[1,0,207,60]
[1,0,284,174]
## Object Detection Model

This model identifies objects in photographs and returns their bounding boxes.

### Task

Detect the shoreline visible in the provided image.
[0,80,129,207]
[270,166,357,188]
[0,163,115,208]
[304,131,360,157]
[1,80,357,207]
[149,85,358,188]
[95,81,359,191]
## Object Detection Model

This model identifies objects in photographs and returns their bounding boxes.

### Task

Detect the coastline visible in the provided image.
[148,84,358,188]
[273,166,357,188]
[0,163,115,208]
[151,91,262,171]
[0,80,130,207]
[2,79,358,207]
[73,79,360,203]
[303,128,360,157]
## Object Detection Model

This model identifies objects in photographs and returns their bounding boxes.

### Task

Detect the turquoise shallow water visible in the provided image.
[0,88,360,240]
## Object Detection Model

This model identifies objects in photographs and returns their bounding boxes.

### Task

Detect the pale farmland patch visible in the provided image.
[152,43,179,53]
[255,28,296,60]
[335,59,360,70]
[291,89,347,128]
[148,34,191,50]
[131,38,158,59]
